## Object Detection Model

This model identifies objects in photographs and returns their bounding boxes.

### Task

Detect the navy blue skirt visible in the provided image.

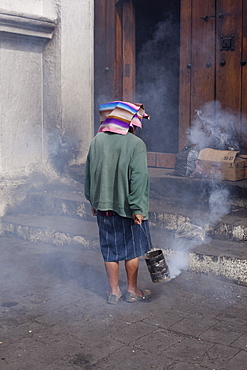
[96,213,151,262]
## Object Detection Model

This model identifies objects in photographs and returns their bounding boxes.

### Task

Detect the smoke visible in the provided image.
[166,250,189,280]
[0,164,73,218]
[165,187,231,279]
[135,12,180,153]
[162,186,231,280]
[0,127,80,218]
[208,186,230,225]
[0,128,101,315]
[47,128,80,174]
[162,101,244,280]
[187,100,247,152]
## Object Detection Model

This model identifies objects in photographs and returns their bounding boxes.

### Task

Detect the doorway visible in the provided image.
[94,0,247,166]
[94,0,180,165]
[134,0,180,154]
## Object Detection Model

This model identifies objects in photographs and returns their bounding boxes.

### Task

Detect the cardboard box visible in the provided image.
[239,154,247,178]
[198,148,246,181]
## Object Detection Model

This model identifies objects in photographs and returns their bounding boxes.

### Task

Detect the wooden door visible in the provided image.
[191,0,215,116]
[94,0,117,132]
[94,0,247,165]
[216,1,242,134]
[179,0,247,153]
[94,0,136,129]
[94,0,179,168]
[115,0,136,102]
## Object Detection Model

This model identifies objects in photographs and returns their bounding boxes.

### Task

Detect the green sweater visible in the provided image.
[84,132,149,219]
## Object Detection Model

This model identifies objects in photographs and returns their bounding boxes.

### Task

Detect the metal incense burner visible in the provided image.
[144,249,170,283]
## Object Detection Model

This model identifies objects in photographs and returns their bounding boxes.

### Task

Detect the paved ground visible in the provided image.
[1,236,247,370]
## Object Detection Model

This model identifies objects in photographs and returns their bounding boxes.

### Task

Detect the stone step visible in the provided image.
[25,188,92,220]
[149,168,247,208]
[2,166,246,286]
[12,186,247,243]
[1,214,246,286]
[149,197,247,243]
[151,228,247,287]
[0,214,99,248]
[68,165,247,208]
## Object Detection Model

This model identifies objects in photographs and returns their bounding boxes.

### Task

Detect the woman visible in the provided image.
[84,101,151,304]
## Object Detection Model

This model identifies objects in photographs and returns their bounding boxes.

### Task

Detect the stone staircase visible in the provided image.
[0,166,246,286]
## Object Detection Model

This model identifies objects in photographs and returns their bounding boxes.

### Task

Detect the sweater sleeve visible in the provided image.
[84,154,91,202]
[127,140,149,216]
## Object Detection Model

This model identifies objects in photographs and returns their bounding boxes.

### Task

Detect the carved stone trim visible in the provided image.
[0,9,57,39]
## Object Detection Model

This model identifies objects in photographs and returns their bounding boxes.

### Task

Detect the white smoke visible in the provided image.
[166,250,189,280]
[188,100,246,152]
[135,13,180,153]
[163,101,245,280]
[0,164,71,218]
[0,126,80,218]
[208,187,230,225]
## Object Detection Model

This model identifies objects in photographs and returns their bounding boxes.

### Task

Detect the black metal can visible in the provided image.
[144,249,170,283]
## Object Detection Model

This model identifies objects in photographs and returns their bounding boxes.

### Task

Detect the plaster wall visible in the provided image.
[0,0,53,176]
[61,0,94,163]
[0,38,43,174]
[0,0,56,17]
[0,0,43,15]
[0,0,94,177]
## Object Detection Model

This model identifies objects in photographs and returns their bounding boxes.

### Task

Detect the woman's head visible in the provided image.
[128,126,136,134]
[98,101,150,135]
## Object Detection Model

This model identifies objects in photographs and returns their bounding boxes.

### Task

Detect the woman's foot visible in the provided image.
[107,292,122,305]
[125,289,151,302]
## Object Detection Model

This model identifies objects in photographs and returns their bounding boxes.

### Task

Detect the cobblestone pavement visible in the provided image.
[0,236,247,370]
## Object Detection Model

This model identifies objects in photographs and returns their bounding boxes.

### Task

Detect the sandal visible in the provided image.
[125,289,151,303]
[107,293,122,305]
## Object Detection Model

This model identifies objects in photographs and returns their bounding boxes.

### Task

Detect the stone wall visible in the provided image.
[0,0,94,177]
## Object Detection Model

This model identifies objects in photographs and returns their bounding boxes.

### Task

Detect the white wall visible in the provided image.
[0,0,57,18]
[0,39,43,174]
[0,0,43,15]
[0,0,94,177]
[0,1,53,176]
[43,0,57,17]
[61,0,94,163]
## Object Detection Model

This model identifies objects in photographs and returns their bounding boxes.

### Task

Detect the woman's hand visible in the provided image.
[132,214,143,225]
[91,207,97,216]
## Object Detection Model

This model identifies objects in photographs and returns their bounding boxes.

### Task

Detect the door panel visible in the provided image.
[179,0,247,154]
[179,0,192,150]
[115,0,136,101]
[216,0,242,119]
[122,0,135,101]
[242,0,247,152]
[94,0,117,132]
[115,2,123,99]
[191,0,215,116]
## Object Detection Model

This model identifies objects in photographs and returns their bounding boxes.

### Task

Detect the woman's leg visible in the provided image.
[104,261,122,296]
[125,257,143,296]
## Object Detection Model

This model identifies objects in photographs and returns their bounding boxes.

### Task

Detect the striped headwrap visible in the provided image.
[98,101,150,135]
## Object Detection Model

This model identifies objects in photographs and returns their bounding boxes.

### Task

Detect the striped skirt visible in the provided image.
[96,212,151,262]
